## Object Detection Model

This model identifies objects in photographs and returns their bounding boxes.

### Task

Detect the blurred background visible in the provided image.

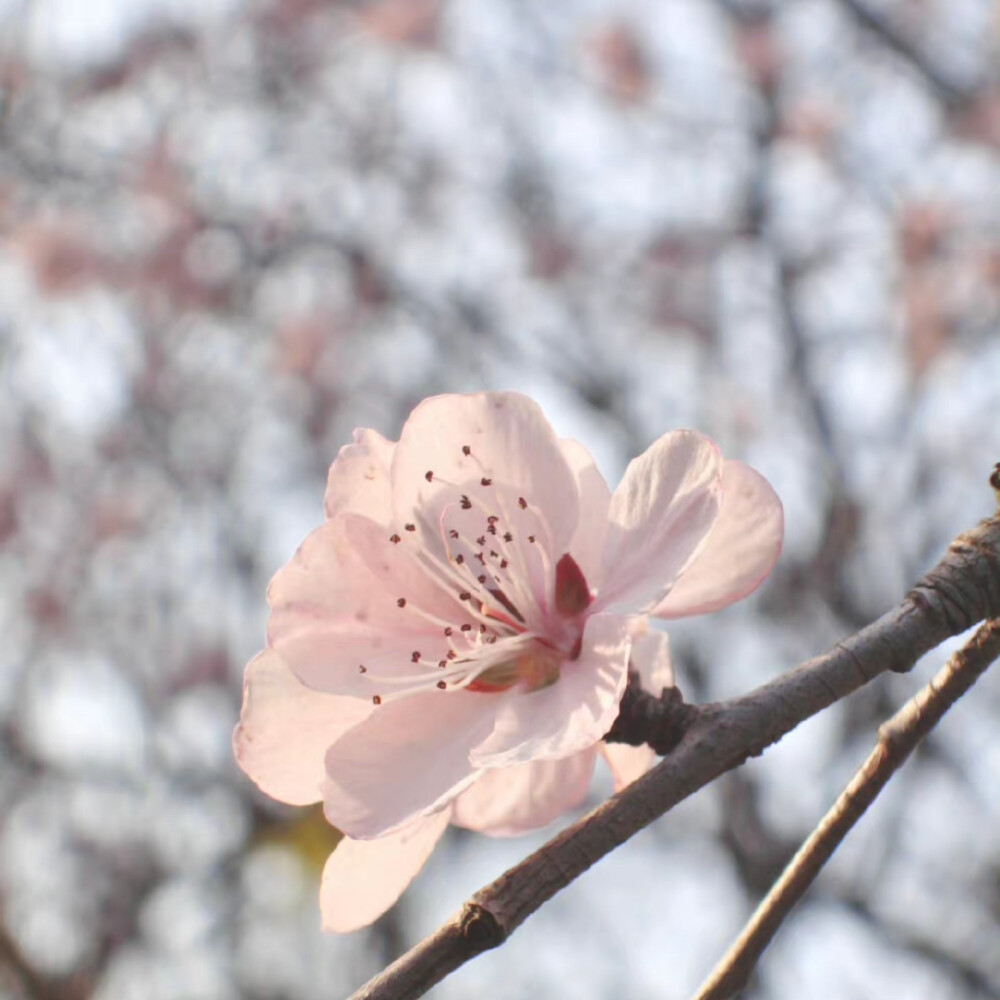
[0,0,998,997]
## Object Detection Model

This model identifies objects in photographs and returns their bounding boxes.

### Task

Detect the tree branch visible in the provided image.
[836,0,980,107]
[692,616,1000,1000]
[348,513,1000,1000]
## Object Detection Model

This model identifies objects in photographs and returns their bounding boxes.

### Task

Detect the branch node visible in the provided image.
[458,903,505,952]
[603,675,698,755]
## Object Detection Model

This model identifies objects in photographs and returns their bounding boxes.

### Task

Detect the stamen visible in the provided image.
[425,471,434,482]
[405,523,416,532]
[462,445,471,456]
[397,598,407,608]
[390,534,401,544]
[372,695,382,705]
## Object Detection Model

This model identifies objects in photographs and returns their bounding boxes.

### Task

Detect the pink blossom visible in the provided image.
[234,390,783,927]
[237,629,672,931]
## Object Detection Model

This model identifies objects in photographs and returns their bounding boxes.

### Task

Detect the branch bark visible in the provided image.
[348,514,1000,1000]
[692,616,1000,1000]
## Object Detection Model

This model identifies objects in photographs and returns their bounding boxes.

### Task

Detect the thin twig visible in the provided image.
[692,616,1000,1000]
[347,514,1000,1000]
[837,0,979,106]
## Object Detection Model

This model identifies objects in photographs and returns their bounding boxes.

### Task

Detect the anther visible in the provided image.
[487,515,499,525]
[455,554,465,564]
[405,523,416,532]
[459,591,472,601]
[460,624,472,632]
[518,497,527,509]
[411,651,421,663]
[528,535,536,543]
[476,535,486,546]
[390,533,401,544]
[478,574,487,584]
[481,477,493,486]
[397,598,407,608]
[500,558,508,568]
[438,660,447,668]
[449,529,459,539]
[503,532,512,542]
[487,524,497,535]
[358,665,367,673]
[425,471,434,482]
[462,445,471,456]
[436,680,447,689]
[447,650,457,660]
[372,695,382,705]
[444,627,454,636]
[460,495,472,510]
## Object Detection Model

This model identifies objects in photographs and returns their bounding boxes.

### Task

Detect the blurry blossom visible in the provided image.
[0,0,998,997]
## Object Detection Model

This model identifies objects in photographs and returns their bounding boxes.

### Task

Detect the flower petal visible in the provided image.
[598,628,671,792]
[268,515,470,697]
[320,809,451,932]
[631,624,674,692]
[321,689,491,838]
[324,428,396,524]
[233,650,372,806]
[470,613,630,768]
[390,392,581,556]
[599,743,655,792]
[559,438,611,587]
[650,460,784,618]
[597,430,722,613]
[452,747,598,837]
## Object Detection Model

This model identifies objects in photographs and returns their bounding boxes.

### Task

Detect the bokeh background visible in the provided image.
[1,0,999,997]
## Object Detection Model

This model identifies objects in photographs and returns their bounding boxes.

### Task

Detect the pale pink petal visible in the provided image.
[470,613,630,768]
[320,809,450,932]
[322,689,491,838]
[599,742,655,792]
[452,747,598,837]
[598,627,672,791]
[630,625,674,692]
[324,428,396,524]
[559,438,611,587]
[390,392,581,556]
[596,430,723,613]
[650,460,784,619]
[233,650,372,806]
[268,514,470,697]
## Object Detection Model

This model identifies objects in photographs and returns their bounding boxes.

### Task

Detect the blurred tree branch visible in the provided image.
[349,511,1000,1000]
[837,0,981,106]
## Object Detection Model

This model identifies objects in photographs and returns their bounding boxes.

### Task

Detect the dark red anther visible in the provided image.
[481,477,493,486]
[411,651,421,663]
[555,553,592,616]
[518,497,527,509]
[462,445,471,456]
[425,471,434,482]
[405,523,416,532]
[460,495,472,510]
[390,534,401,544]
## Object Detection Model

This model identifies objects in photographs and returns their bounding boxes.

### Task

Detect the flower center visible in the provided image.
[363,446,594,704]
